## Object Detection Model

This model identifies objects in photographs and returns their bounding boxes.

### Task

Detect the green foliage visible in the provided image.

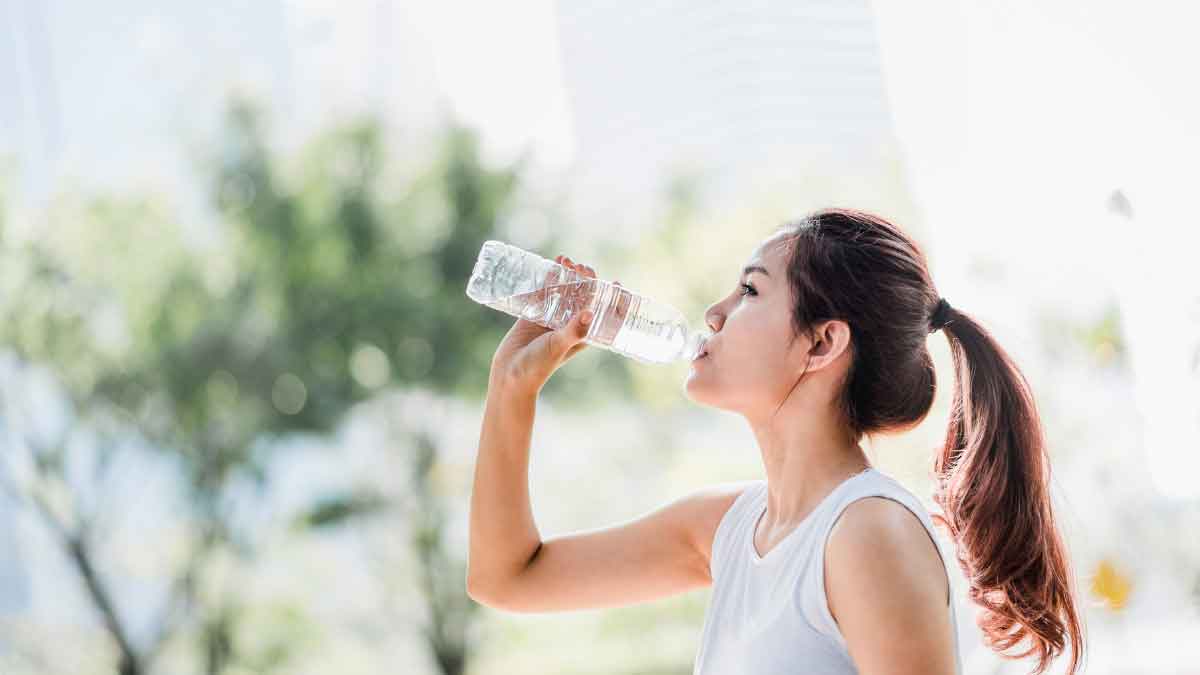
[235,600,322,673]
[294,490,388,531]
[0,97,542,674]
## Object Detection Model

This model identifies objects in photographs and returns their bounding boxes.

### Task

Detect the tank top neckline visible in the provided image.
[747,467,878,565]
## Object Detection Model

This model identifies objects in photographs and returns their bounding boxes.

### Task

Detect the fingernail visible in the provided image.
[581,311,593,324]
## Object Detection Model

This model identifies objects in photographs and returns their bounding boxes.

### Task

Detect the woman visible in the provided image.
[467,208,1085,674]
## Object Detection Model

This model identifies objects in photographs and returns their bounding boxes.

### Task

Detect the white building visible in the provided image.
[552,0,895,235]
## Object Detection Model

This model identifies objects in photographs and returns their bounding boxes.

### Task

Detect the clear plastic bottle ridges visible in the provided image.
[465,240,711,364]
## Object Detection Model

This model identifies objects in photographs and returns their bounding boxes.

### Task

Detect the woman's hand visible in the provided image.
[489,255,620,395]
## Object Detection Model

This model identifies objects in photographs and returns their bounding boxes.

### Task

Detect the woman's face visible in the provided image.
[685,233,812,415]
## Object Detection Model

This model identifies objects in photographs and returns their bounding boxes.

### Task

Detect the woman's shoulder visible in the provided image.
[827,470,945,565]
[823,480,953,613]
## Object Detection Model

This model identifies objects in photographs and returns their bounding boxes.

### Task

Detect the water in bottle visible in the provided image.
[465,240,711,364]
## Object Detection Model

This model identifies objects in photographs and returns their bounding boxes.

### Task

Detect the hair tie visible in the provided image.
[929,297,953,334]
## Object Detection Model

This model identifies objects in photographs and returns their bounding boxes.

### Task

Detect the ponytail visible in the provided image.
[931,307,1086,675]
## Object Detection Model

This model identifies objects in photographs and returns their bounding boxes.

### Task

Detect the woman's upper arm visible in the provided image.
[469,480,754,613]
[824,497,956,675]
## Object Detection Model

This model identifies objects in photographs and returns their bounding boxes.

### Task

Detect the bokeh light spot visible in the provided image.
[272,373,307,415]
[1090,558,1133,611]
[350,342,390,389]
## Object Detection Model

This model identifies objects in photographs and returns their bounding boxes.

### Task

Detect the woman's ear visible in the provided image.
[807,320,853,370]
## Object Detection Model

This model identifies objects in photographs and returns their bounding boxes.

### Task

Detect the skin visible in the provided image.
[471,243,956,674]
[686,231,874,529]
[685,231,957,673]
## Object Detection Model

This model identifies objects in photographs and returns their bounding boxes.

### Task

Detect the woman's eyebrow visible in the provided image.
[742,265,770,279]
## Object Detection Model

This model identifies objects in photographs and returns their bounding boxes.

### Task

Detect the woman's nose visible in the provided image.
[705,305,723,333]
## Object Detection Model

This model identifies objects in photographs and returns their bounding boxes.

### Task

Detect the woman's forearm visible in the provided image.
[466,377,543,597]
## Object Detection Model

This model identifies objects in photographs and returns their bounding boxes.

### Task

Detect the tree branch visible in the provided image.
[29,479,144,675]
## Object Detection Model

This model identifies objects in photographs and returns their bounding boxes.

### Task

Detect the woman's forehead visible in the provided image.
[750,233,794,269]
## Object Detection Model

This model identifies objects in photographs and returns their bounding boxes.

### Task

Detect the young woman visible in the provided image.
[468,208,1085,674]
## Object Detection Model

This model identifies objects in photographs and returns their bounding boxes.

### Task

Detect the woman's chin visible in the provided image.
[683,375,716,405]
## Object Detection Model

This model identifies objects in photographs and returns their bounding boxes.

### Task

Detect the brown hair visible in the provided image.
[776,208,1084,674]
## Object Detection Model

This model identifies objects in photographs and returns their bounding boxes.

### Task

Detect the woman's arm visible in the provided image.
[465,371,751,612]
[466,376,543,597]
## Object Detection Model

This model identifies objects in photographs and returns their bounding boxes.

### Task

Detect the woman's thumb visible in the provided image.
[555,308,593,350]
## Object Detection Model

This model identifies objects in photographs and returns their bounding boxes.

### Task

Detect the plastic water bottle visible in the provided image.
[465,240,712,364]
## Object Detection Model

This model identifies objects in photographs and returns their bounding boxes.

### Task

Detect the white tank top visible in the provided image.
[693,468,963,674]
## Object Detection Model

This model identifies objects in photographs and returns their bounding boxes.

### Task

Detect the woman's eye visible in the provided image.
[738,283,756,296]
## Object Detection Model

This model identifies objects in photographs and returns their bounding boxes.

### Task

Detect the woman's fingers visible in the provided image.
[558,254,595,277]
[549,256,632,363]
[557,255,599,315]
[554,255,596,363]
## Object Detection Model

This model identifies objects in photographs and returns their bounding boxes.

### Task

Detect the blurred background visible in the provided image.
[1,0,1198,673]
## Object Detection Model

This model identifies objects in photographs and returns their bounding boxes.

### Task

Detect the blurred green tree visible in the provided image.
[0,98,612,675]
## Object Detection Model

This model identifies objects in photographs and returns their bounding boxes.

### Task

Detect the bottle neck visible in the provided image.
[684,329,712,361]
